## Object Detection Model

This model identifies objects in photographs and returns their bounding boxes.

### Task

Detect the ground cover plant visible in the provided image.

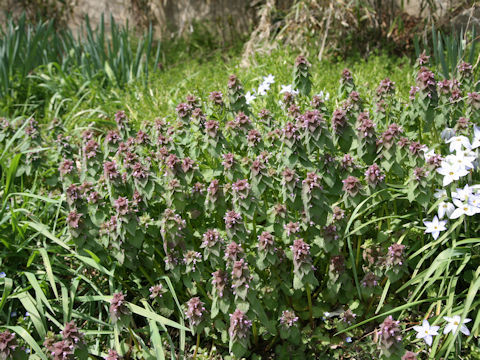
[1,19,480,360]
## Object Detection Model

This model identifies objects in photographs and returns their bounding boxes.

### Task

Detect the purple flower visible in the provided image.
[356,112,376,138]
[361,272,378,288]
[332,206,345,221]
[365,164,385,187]
[209,91,223,106]
[132,162,148,179]
[282,122,299,140]
[59,159,74,176]
[50,340,75,360]
[185,297,205,327]
[149,284,164,299]
[387,243,405,267]
[103,161,119,180]
[377,315,402,349]
[247,129,261,146]
[341,68,353,83]
[67,210,82,229]
[224,210,242,229]
[229,309,252,340]
[232,179,250,200]
[84,139,99,159]
[409,86,420,100]
[376,78,395,96]
[105,349,121,360]
[205,120,219,137]
[115,111,127,128]
[341,154,355,169]
[114,197,129,216]
[61,321,84,345]
[183,250,202,271]
[224,241,243,263]
[212,270,228,297]
[458,61,472,76]
[231,258,251,299]
[106,130,121,145]
[402,351,418,360]
[413,167,428,180]
[109,292,130,323]
[342,176,362,196]
[302,172,322,191]
[284,222,300,236]
[331,108,347,134]
[330,255,345,274]
[258,231,275,252]
[295,55,310,67]
[0,330,17,360]
[341,309,357,325]
[299,110,323,132]
[222,153,235,170]
[290,238,311,266]
[280,310,299,327]
[201,229,223,248]
[176,102,193,118]
[417,51,430,65]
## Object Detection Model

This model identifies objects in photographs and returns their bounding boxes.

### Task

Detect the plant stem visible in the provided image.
[306,284,314,328]
[193,332,200,360]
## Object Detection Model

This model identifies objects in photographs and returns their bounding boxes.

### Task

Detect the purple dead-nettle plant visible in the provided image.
[361,272,378,288]
[409,86,420,100]
[397,137,409,149]
[322,224,339,242]
[115,111,127,129]
[176,102,193,120]
[288,104,301,118]
[212,269,229,297]
[165,153,179,172]
[231,258,252,299]
[365,164,385,188]
[387,243,405,268]
[49,339,75,360]
[376,315,402,350]
[408,141,424,156]
[417,51,430,66]
[402,351,418,360]
[341,309,357,325]
[341,68,353,84]
[232,179,251,200]
[299,109,323,133]
[201,229,223,249]
[282,91,296,107]
[302,172,322,191]
[61,321,84,345]
[114,197,129,216]
[332,206,346,222]
[149,284,165,299]
[251,157,267,177]
[164,253,179,271]
[181,157,195,173]
[205,119,220,138]
[342,176,362,196]
[25,118,39,139]
[413,167,428,181]
[131,162,148,179]
[105,349,121,360]
[258,231,275,253]
[331,108,348,135]
[67,210,82,229]
[224,210,242,229]
[186,94,201,108]
[185,297,206,328]
[235,112,251,130]
[247,129,262,146]
[209,91,223,106]
[284,222,300,236]
[183,250,202,272]
[122,151,138,169]
[310,94,325,109]
[458,61,473,78]
[378,123,403,149]
[109,292,130,323]
[66,184,80,204]
[341,154,355,170]
[103,160,120,180]
[84,139,99,159]
[376,78,396,98]
[467,92,480,110]
[456,117,470,131]
[0,330,17,360]
[282,121,300,142]
[157,132,172,146]
[224,241,244,265]
[222,153,235,170]
[416,67,436,96]
[437,79,452,95]
[280,310,299,328]
[59,159,74,177]
[330,255,345,274]
[291,238,312,269]
[101,215,118,236]
[356,112,376,138]
[106,130,121,145]
[229,309,252,340]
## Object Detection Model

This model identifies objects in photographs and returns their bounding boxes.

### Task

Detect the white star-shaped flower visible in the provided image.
[413,319,440,346]
[449,198,479,219]
[262,74,275,85]
[423,216,447,239]
[443,315,471,336]
[437,162,469,186]
[245,90,256,104]
[438,201,455,219]
[446,136,471,153]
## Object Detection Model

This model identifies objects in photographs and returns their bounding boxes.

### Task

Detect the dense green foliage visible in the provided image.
[1,16,480,360]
